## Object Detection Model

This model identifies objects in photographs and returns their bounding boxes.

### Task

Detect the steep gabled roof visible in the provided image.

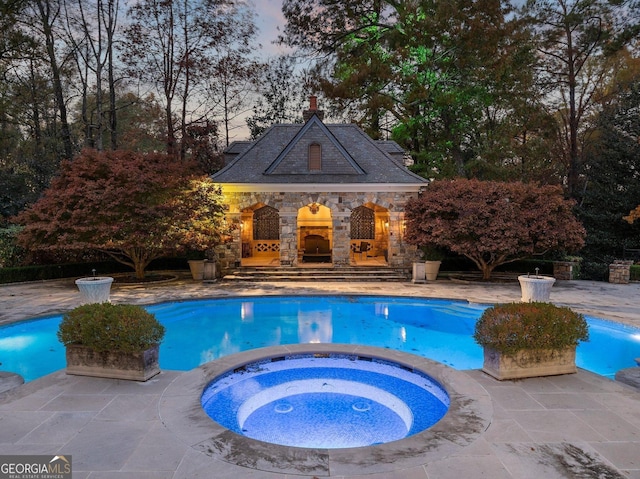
[213,113,427,185]
[264,115,365,175]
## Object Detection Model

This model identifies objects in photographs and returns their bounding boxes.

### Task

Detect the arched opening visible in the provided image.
[350,203,390,265]
[240,204,280,266]
[297,203,332,264]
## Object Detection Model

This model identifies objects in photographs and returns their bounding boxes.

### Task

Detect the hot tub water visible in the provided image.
[201,354,450,449]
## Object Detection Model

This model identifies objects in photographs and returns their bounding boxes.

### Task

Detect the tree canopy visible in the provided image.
[245,55,307,139]
[280,0,639,189]
[522,0,637,198]
[1,0,639,267]
[578,81,640,258]
[15,149,229,278]
[404,179,586,279]
[123,0,260,159]
[279,0,558,180]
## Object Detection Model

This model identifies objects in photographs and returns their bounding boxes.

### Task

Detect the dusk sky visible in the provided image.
[254,0,289,55]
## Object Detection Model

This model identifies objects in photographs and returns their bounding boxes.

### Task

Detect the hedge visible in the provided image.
[440,256,554,276]
[0,257,189,284]
[631,265,640,282]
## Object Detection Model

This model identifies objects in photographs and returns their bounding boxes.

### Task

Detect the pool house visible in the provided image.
[212,97,428,273]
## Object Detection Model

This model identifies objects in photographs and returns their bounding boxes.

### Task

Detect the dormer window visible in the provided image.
[309,143,321,171]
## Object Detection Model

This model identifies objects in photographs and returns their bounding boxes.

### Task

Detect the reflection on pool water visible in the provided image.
[200,354,450,448]
[1,295,640,382]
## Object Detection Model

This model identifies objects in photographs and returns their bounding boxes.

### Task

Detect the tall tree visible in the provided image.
[521,0,639,198]
[205,6,261,146]
[579,81,640,259]
[280,0,404,140]
[280,0,547,180]
[123,0,257,159]
[69,90,167,153]
[1,47,69,220]
[28,0,75,160]
[183,120,224,173]
[63,0,121,150]
[0,0,31,61]
[390,0,536,177]
[245,55,307,139]
[112,92,167,153]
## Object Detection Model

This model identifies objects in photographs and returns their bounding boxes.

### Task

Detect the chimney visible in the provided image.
[303,95,324,122]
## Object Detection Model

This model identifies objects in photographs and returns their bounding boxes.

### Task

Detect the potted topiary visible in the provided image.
[473,302,589,380]
[58,303,165,381]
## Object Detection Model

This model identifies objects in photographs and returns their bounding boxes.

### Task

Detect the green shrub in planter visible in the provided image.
[473,302,589,356]
[58,303,165,353]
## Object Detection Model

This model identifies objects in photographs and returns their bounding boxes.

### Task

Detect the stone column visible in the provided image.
[388,212,419,269]
[609,260,633,284]
[279,212,297,267]
[332,212,351,267]
[553,261,574,281]
[216,212,241,273]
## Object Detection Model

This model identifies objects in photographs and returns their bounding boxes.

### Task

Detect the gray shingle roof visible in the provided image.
[213,115,427,184]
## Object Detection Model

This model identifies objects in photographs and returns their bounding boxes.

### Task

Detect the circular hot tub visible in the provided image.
[160,344,492,476]
[201,354,450,448]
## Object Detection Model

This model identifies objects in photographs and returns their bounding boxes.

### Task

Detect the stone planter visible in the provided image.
[203,260,216,280]
[188,260,217,280]
[412,262,426,283]
[482,346,577,380]
[65,344,160,381]
[75,277,114,304]
[518,275,555,302]
[188,260,205,280]
[425,261,441,281]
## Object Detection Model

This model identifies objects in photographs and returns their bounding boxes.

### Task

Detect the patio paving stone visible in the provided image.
[0,275,638,477]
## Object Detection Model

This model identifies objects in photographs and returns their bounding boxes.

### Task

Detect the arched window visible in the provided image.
[308,143,321,170]
[253,205,280,240]
[350,206,375,239]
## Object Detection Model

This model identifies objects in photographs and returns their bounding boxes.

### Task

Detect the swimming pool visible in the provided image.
[1,295,639,382]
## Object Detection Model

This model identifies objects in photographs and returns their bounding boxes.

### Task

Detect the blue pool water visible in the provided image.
[201,354,450,448]
[1,295,639,382]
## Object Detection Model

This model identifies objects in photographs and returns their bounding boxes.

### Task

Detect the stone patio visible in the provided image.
[0,275,639,478]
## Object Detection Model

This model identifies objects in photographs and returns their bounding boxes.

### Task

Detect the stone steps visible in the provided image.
[221,267,410,282]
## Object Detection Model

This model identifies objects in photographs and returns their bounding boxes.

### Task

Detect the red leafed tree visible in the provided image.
[15,149,229,279]
[405,179,586,280]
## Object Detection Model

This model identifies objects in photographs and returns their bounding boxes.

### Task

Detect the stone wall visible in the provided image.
[217,189,421,271]
[609,260,633,284]
[553,261,575,281]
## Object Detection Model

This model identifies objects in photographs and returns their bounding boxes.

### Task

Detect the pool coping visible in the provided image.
[159,343,493,477]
